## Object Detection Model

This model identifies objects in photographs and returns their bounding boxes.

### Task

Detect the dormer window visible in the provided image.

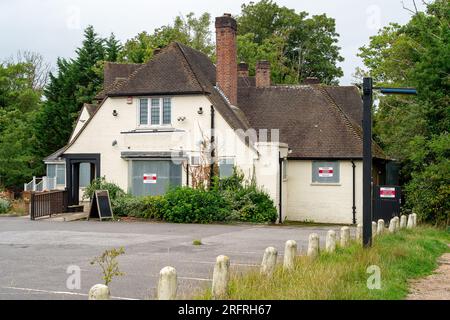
[139,97,171,126]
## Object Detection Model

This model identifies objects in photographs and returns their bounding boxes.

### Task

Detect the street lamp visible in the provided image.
[362,77,417,247]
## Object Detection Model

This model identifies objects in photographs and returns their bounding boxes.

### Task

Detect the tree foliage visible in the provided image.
[119,12,214,63]
[237,0,344,84]
[0,61,43,189]
[358,0,449,225]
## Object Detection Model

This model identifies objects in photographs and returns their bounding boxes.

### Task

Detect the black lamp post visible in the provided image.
[362,77,417,247]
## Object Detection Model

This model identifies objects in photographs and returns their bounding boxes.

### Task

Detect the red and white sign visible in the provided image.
[380,187,396,198]
[143,173,157,184]
[318,167,334,178]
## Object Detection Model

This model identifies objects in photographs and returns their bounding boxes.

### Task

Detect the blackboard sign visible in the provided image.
[88,190,114,221]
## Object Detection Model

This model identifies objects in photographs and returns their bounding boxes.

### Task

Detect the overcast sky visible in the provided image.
[0,0,425,85]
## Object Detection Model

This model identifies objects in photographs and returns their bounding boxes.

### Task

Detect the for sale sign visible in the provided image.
[143,173,157,184]
[318,167,334,178]
[380,187,396,198]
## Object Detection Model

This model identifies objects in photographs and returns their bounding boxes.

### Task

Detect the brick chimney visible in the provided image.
[255,60,271,88]
[238,62,249,77]
[215,13,237,105]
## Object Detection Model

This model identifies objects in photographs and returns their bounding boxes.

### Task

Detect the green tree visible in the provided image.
[358,0,449,225]
[119,12,214,63]
[34,25,111,160]
[237,0,343,84]
[0,61,43,188]
[104,33,123,62]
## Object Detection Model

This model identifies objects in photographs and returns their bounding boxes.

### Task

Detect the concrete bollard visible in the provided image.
[394,216,400,232]
[377,219,385,235]
[88,284,110,300]
[400,215,407,229]
[307,233,320,258]
[340,226,350,247]
[157,266,177,300]
[212,255,230,299]
[356,224,363,243]
[326,230,336,253]
[260,247,278,276]
[283,240,297,270]
[407,214,414,229]
[412,213,417,227]
[389,218,396,233]
[372,221,377,240]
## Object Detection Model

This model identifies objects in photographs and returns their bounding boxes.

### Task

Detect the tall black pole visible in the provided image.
[362,77,373,247]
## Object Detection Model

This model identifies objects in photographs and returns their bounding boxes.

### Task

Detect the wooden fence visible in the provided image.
[30,190,68,220]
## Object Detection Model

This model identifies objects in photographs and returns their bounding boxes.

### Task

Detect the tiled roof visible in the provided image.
[98,42,385,159]
[237,85,386,159]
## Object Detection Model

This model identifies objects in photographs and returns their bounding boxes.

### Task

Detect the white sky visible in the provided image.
[0,0,425,85]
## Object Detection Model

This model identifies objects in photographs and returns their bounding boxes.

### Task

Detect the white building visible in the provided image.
[43,14,387,224]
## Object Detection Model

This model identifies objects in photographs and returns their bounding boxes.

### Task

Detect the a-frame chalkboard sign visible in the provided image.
[88,190,114,221]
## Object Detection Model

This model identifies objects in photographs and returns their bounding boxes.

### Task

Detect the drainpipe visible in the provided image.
[186,163,190,187]
[209,105,215,188]
[278,152,283,223]
[351,160,356,224]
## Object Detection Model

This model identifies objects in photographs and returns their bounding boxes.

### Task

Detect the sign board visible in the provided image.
[318,167,334,178]
[380,187,396,198]
[143,173,157,184]
[88,190,113,221]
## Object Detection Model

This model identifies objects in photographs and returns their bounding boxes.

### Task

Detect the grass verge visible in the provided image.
[198,226,449,300]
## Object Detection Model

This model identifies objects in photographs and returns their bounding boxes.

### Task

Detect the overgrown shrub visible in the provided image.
[0,197,11,214]
[217,170,278,223]
[112,195,165,219]
[112,196,145,217]
[83,177,126,201]
[162,187,230,223]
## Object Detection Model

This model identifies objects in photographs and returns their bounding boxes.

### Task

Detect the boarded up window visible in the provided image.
[312,161,340,183]
[130,160,182,196]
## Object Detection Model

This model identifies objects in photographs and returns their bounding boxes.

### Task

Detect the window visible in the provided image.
[163,98,171,124]
[219,157,235,178]
[139,99,148,125]
[47,163,66,185]
[312,161,340,184]
[139,97,171,126]
[129,160,182,196]
[151,98,160,125]
[79,163,91,188]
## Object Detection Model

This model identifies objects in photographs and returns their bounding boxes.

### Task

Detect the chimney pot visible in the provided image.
[255,60,271,88]
[303,77,320,85]
[238,62,249,77]
[215,14,238,105]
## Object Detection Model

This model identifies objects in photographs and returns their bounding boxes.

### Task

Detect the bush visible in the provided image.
[162,187,230,223]
[112,195,165,219]
[0,197,11,214]
[112,196,145,217]
[83,177,126,201]
[217,170,278,223]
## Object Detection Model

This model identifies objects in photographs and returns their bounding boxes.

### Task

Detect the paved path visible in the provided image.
[407,250,450,300]
[0,217,347,300]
